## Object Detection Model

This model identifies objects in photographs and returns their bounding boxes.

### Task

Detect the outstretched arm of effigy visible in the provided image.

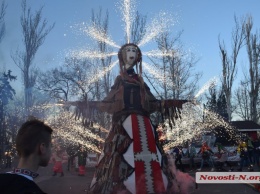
[148,99,189,113]
[59,100,120,114]
[162,99,189,109]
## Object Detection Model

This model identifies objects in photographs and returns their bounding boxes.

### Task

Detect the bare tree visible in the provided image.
[89,8,114,129]
[244,15,260,122]
[91,8,113,98]
[37,67,71,102]
[11,0,54,116]
[234,80,251,120]
[36,57,101,129]
[0,0,6,43]
[149,31,201,100]
[37,58,97,102]
[131,11,146,45]
[219,15,246,121]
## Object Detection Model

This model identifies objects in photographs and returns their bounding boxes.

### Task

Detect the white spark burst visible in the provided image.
[143,50,175,58]
[71,50,117,59]
[84,25,121,48]
[88,60,119,85]
[120,0,136,43]
[142,62,166,83]
[71,0,176,90]
[142,61,178,89]
[162,103,238,150]
[138,12,174,47]
[45,108,105,153]
[194,77,218,99]
[55,130,101,153]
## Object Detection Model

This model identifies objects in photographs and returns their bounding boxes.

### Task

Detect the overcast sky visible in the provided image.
[1,0,260,94]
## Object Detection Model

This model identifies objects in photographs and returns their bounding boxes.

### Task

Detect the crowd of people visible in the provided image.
[171,137,260,173]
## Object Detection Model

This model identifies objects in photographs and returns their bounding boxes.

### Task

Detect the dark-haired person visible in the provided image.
[0,119,53,194]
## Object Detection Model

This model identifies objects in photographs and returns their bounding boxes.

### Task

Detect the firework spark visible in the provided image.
[88,60,119,85]
[194,77,218,99]
[138,12,174,47]
[70,50,117,59]
[142,62,166,83]
[143,50,176,58]
[45,108,104,153]
[162,103,237,150]
[120,0,136,43]
[84,25,120,48]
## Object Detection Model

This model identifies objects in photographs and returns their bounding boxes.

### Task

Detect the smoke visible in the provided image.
[167,156,196,194]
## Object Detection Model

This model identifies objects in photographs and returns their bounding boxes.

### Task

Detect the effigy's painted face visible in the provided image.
[124,45,137,69]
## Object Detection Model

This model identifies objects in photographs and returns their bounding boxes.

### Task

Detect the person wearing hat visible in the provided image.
[237,139,253,171]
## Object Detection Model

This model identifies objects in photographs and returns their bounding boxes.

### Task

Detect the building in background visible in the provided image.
[231,121,260,141]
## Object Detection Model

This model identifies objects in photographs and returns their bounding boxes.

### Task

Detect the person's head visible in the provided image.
[80,146,85,152]
[16,119,53,167]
